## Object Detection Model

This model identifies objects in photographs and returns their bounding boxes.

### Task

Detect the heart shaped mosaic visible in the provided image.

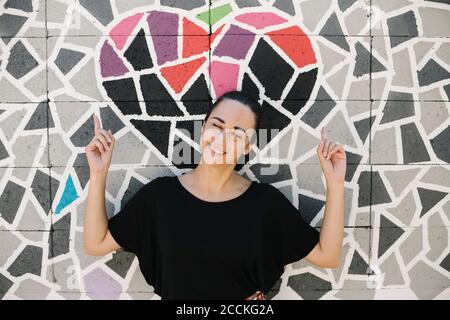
[96,8,319,169]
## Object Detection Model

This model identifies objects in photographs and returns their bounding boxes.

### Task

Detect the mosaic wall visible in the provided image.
[0,0,449,300]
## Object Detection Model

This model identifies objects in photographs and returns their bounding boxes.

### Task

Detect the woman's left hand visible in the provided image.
[317,126,347,184]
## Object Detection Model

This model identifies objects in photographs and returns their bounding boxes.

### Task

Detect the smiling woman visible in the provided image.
[83,90,346,300]
[200,91,262,167]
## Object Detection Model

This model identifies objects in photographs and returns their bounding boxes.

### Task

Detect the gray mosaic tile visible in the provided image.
[0,13,28,39]
[273,0,295,16]
[408,259,450,299]
[7,244,43,277]
[418,6,450,37]
[161,0,207,10]
[79,0,114,27]
[320,14,350,50]
[399,226,424,266]
[379,252,405,286]
[418,59,450,87]
[115,0,156,15]
[4,0,33,12]
[387,10,419,39]
[14,278,52,299]
[0,4,46,38]
[0,272,14,299]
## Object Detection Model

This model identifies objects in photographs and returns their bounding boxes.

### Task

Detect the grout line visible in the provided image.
[45,0,56,284]
[2,99,450,103]
[369,0,373,267]
[369,0,373,166]
[3,163,450,169]
[1,34,449,38]
[369,0,374,268]
[369,165,374,273]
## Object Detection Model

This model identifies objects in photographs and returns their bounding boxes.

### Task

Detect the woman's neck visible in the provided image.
[189,162,238,191]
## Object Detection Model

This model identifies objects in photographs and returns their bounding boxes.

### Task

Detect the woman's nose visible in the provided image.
[210,131,229,149]
[213,131,227,142]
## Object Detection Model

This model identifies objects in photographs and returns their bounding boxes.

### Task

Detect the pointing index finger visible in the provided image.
[93,114,100,134]
[321,126,328,141]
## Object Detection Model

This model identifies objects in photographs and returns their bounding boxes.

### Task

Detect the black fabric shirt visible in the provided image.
[107,175,320,300]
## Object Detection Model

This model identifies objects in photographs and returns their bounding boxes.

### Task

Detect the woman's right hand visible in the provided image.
[85,114,115,176]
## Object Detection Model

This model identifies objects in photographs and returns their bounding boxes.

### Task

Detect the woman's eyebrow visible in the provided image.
[211,116,246,132]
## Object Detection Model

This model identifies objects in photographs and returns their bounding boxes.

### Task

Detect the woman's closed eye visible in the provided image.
[212,123,242,139]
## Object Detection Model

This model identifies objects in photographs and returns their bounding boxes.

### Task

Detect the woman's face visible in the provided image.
[200,99,257,165]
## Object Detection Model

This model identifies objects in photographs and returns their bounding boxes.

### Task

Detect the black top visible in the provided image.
[107,175,320,300]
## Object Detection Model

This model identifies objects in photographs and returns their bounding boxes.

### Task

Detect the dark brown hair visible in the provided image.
[203,91,262,132]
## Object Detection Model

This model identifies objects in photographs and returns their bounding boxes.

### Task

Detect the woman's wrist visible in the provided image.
[326,178,345,188]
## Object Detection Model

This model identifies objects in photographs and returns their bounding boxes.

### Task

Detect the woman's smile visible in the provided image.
[208,143,226,155]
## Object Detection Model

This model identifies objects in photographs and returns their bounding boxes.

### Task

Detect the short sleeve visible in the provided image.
[261,184,320,267]
[279,191,319,266]
[254,184,321,293]
[107,177,160,256]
